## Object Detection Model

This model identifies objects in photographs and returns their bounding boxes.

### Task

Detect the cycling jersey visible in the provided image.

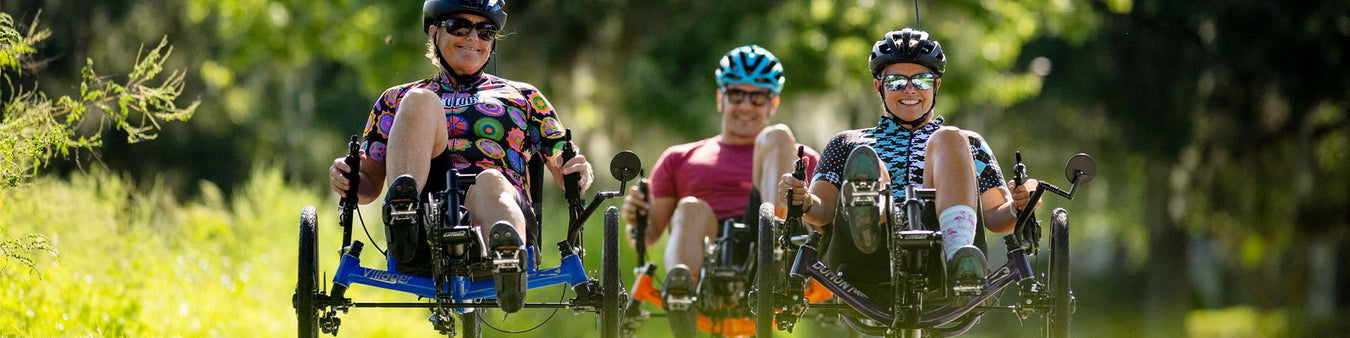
[814,115,1006,304]
[361,72,569,204]
[649,135,820,221]
[814,115,1005,201]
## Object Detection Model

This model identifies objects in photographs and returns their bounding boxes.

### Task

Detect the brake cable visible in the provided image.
[479,283,567,334]
[354,207,386,256]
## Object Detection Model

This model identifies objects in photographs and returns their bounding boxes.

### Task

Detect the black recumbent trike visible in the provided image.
[620,147,839,337]
[293,132,642,337]
[752,151,1096,338]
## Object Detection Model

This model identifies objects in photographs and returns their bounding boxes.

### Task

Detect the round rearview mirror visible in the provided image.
[1064,153,1096,185]
[610,151,642,183]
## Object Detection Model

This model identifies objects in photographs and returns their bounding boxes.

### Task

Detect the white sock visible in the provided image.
[939,205,978,261]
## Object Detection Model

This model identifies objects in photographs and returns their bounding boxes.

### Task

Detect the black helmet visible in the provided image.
[868,28,946,77]
[423,0,507,35]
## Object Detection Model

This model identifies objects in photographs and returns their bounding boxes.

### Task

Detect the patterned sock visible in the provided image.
[939,205,978,261]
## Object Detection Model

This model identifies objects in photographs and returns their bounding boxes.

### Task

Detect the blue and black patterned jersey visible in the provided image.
[813,116,1006,200]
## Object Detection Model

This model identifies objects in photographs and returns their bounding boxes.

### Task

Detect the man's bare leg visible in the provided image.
[664,197,718,282]
[753,124,799,209]
[384,88,448,192]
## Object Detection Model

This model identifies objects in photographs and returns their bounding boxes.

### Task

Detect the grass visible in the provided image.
[0,165,750,337]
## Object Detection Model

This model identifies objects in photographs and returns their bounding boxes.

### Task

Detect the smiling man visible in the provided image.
[327,0,594,313]
[619,45,819,337]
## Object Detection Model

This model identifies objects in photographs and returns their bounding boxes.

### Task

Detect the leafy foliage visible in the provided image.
[0,12,198,190]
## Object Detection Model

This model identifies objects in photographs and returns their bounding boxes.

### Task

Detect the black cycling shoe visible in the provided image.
[839,145,886,254]
[488,221,527,313]
[948,245,989,306]
[662,265,697,338]
[383,175,421,265]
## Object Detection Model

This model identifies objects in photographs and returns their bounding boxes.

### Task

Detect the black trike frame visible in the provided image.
[756,153,1094,337]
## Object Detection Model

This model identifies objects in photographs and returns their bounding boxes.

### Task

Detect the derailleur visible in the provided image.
[773,275,810,333]
[319,308,342,335]
[429,307,457,336]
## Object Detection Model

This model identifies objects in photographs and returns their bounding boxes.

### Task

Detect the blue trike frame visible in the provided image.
[332,244,590,303]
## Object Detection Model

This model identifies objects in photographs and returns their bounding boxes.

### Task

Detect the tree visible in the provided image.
[2,12,198,190]
[1,11,197,276]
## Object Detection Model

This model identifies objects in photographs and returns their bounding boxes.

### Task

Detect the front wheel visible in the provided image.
[460,308,481,338]
[1046,208,1072,338]
[755,202,778,337]
[602,206,623,338]
[295,206,320,338]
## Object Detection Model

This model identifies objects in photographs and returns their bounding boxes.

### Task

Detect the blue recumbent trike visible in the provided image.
[293,134,641,337]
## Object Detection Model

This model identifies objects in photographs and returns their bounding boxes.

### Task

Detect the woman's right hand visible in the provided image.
[329,151,365,198]
[776,172,809,210]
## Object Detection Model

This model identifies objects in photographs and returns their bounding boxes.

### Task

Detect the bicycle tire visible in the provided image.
[755,202,777,337]
[602,206,622,338]
[460,308,481,338]
[295,206,320,338]
[1047,208,1072,338]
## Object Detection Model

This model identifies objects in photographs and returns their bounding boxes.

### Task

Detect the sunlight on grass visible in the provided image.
[1,166,855,337]
[0,166,432,336]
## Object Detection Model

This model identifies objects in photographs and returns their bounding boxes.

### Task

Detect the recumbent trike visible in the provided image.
[293,132,642,337]
[752,149,1095,337]
[619,147,836,337]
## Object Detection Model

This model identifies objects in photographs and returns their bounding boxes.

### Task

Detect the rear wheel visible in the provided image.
[602,206,622,338]
[295,206,320,338]
[1046,208,1072,338]
[755,203,778,337]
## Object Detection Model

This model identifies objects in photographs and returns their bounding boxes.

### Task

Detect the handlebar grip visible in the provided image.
[561,129,581,201]
[787,145,807,219]
[1013,151,1026,187]
[342,135,362,207]
[636,177,650,231]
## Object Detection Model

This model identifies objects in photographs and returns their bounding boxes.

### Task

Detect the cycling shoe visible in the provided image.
[948,245,989,305]
[383,175,421,264]
[662,265,697,338]
[488,221,527,313]
[839,145,885,254]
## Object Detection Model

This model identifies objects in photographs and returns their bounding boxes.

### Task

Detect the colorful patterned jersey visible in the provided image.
[813,116,1006,201]
[361,72,568,204]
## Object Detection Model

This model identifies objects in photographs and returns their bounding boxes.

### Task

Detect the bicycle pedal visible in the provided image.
[846,181,881,207]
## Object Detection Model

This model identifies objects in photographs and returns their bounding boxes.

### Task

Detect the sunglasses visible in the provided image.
[881,73,937,91]
[440,17,499,41]
[723,88,773,106]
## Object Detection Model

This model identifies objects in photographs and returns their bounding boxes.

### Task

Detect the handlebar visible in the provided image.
[339,135,362,247]
[1006,153,1095,254]
[634,175,650,264]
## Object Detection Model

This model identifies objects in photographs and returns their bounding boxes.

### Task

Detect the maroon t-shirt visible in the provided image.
[649,135,819,220]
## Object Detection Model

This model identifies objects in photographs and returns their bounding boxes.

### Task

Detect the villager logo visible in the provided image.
[365,270,412,285]
[443,94,479,109]
[812,261,867,297]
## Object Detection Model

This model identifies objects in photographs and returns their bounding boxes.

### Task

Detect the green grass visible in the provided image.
[0,166,782,337]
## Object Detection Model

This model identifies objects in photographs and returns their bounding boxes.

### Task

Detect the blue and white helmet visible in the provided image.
[715,45,785,95]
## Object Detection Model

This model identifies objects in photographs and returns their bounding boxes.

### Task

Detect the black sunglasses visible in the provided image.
[440,17,499,41]
[881,73,937,91]
[723,88,773,106]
